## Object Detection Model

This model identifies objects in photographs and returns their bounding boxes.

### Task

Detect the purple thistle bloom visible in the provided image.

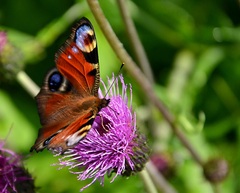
[56,74,150,191]
[0,140,35,193]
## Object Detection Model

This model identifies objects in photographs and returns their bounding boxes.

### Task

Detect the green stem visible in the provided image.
[146,162,178,193]
[16,71,39,98]
[139,168,158,193]
[116,0,154,83]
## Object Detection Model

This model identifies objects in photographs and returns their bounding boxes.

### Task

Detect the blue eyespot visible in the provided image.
[48,72,63,92]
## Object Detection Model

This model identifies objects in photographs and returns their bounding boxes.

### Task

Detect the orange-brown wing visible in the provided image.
[31,17,101,153]
[56,17,100,97]
[32,94,100,152]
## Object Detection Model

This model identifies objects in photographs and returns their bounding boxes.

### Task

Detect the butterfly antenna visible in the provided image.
[104,63,124,98]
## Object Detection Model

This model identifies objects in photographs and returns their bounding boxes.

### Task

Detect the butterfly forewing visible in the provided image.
[56,18,100,96]
[31,17,109,153]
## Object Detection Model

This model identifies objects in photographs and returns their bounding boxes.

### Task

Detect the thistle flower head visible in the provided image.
[0,31,23,82]
[203,158,229,183]
[0,140,35,193]
[57,74,150,191]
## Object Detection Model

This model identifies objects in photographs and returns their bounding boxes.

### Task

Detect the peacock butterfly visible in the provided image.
[31,17,110,153]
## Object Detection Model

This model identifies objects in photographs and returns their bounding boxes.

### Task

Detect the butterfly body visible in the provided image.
[31,17,109,153]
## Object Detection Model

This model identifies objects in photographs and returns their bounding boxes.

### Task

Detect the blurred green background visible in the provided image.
[1,0,240,192]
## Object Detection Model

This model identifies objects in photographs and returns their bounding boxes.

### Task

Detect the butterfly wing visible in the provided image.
[56,17,100,97]
[31,17,104,153]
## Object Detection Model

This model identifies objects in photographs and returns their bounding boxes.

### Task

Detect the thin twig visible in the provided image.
[146,161,178,193]
[16,71,39,97]
[139,169,158,193]
[86,0,204,167]
[116,0,154,83]
[116,0,157,134]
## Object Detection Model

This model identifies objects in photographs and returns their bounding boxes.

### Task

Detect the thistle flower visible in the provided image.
[57,74,150,191]
[0,140,35,193]
[0,31,23,82]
